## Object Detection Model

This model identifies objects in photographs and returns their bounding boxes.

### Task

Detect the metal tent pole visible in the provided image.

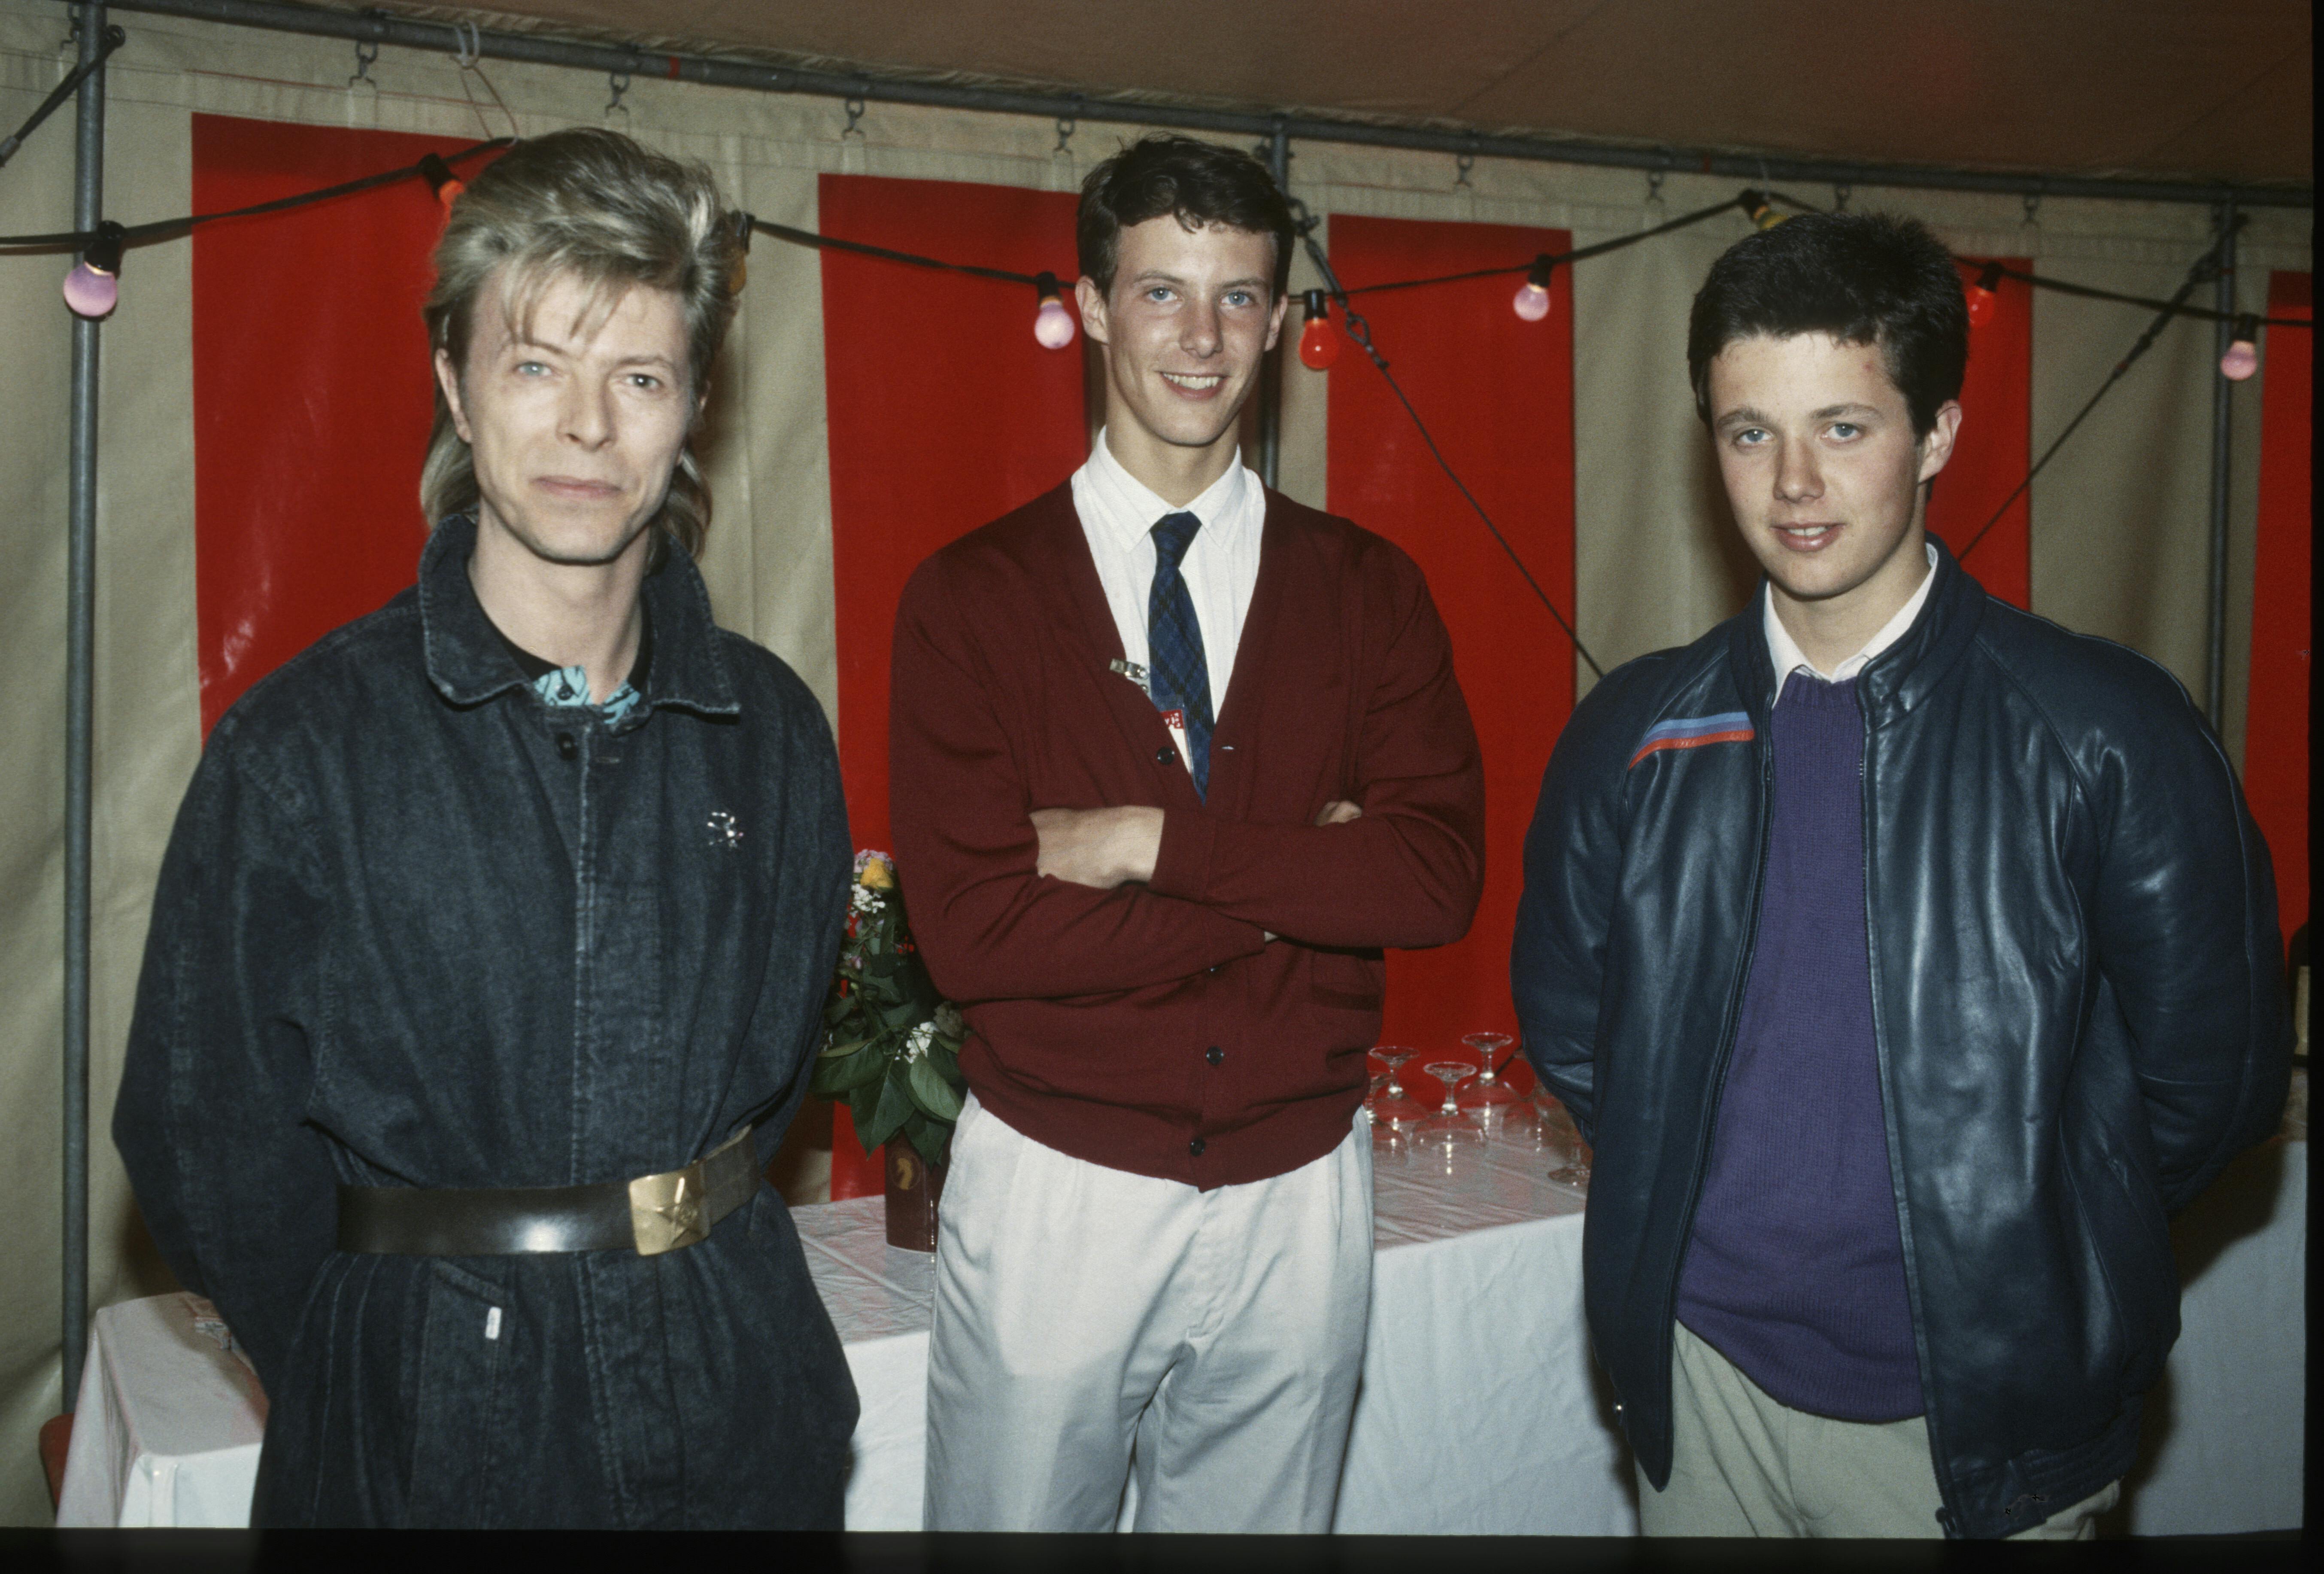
[62,0,107,1413]
[1258,119,1288,489]
[2204,198,2238,726]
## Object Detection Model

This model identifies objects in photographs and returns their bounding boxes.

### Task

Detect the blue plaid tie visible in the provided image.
[1147,510,1213,799]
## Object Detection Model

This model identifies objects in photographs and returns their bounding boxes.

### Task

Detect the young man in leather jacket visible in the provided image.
[1511,211,2290,1539]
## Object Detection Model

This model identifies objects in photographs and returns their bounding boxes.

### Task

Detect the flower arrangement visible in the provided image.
[812,850,967,1163]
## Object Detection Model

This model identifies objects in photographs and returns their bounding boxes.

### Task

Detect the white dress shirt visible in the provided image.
[1071,428,1266,724]
[1764,541,1939,697]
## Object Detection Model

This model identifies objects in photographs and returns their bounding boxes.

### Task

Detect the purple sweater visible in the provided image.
[1674,672,1924,1422]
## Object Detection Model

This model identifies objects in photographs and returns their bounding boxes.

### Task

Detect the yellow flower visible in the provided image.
[857,852,896,890]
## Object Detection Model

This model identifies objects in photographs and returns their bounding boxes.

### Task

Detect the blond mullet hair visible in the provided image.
[419,128,743,559]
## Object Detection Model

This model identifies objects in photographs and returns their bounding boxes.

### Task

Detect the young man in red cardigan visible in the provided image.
[889,135,1485,1532]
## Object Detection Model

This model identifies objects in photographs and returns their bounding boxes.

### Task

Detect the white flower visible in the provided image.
[849,884,878,914]
[904,1020,935,1062]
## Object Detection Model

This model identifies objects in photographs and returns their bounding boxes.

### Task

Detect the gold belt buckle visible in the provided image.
[626,1127,750,1256]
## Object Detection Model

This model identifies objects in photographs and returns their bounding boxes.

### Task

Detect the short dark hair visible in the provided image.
[1686,212,1968,438]
[1077,134,1295,300]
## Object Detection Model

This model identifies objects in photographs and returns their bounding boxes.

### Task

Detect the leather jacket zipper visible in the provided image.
[1658,729,1775,1406]
[1858,704,1963,1538]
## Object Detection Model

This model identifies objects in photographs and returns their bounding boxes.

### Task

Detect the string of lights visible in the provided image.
[1953,233,2234,567]
[2,137,511,316]
[1289,204,1608,681]
[1,134,2303,638]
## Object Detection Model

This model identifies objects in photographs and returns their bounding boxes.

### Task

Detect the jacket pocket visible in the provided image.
[2067,1143,2178,1396]
[407,1260,514,1527]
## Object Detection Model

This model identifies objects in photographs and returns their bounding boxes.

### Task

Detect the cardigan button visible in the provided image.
[1155,746,1175,764]
[1205,1046,1224,1066]
[1189,1137,1206,1157]
[555,733,579,760]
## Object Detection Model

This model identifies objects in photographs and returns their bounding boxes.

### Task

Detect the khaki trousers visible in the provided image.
[1638,1322,2119,1539]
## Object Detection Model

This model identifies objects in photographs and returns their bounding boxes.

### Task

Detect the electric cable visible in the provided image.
[0,24,125,170]
[1297,211,1606,680]
[1955,232,2234,566]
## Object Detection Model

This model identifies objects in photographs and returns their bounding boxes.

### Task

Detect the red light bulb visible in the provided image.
[1966,261,2003,328]
[419,153,464,213]
[1297,290,1340,370]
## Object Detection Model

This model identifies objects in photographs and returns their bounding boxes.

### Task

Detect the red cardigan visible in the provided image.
[889,482,1484,1187]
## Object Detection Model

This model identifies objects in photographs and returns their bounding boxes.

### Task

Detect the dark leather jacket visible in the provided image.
[1512,538,2290,1538]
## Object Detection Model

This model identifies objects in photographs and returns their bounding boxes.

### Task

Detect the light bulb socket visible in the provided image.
[727,212,755,295]
[1525,254,1554,292]
[1302,288,1329,322]
[1035,270,1063,304]
[2229,312,2260,346]
[419,153,464,208]
[81,219,125,279]
[1975,261,2005,295]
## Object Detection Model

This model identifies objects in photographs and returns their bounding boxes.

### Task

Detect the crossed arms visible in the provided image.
[887,546,1484,1006]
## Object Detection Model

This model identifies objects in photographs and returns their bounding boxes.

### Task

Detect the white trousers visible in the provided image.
[923,1094,1373,1532]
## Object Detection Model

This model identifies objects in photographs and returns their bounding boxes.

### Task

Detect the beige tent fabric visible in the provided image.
[0,0,2306,1525]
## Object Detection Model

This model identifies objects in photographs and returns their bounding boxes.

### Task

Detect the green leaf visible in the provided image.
[901,1110,950,1164]
[819,1036,869,1059]
[907,1054,965,1121]
[859,1068,916,1152]
[812,1044,888,1096]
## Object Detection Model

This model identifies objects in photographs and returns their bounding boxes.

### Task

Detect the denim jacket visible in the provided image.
[115,517,859,1528]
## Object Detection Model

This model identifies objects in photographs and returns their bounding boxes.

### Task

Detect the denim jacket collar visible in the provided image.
[419,515,741,722]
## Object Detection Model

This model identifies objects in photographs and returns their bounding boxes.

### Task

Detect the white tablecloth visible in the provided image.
[801,1106,1625,1531]
[54,1292,267,1527]
[55,1118,2306,1533]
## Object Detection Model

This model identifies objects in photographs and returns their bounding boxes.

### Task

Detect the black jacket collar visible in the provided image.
[1728,533,1987,731]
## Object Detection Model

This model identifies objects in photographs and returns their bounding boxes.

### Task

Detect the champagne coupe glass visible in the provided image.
[1421,1059,1482,1141]
[1459,1031,1522,1106]
[1538,1088,1591,1188]
[1370,1045,1428,1124]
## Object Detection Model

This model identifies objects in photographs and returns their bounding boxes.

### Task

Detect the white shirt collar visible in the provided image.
[1082,427,1253,550]
[1764,541,1939,695]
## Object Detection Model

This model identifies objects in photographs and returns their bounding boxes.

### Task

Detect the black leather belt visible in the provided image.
[337,1126,758,1257]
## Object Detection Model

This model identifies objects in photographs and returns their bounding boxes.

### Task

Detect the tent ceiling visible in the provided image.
[328,1,2311,189]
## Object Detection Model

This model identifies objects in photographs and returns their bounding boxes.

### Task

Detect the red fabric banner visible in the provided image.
[1323,216,1577,1082]
[1927,258,2033,608]
[2247,271,2310,952]
[191,116,493,734]
[818,173,1086,1194]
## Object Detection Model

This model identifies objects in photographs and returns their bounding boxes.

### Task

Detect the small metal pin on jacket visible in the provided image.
[1108,657,1150,696]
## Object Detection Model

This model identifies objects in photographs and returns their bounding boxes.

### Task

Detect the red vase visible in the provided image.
[883,1138,950,1251]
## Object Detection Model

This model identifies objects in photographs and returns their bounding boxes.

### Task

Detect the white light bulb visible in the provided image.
[1034,295,1077,349]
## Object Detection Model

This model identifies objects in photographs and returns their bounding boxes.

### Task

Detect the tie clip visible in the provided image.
[1109,658,1151,695]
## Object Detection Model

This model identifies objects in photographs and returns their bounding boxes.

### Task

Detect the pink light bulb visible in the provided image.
[63,261,117,319]
[1512,280,1550,322]
[1033,295,1077,349]
[2219,315,2260,382]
